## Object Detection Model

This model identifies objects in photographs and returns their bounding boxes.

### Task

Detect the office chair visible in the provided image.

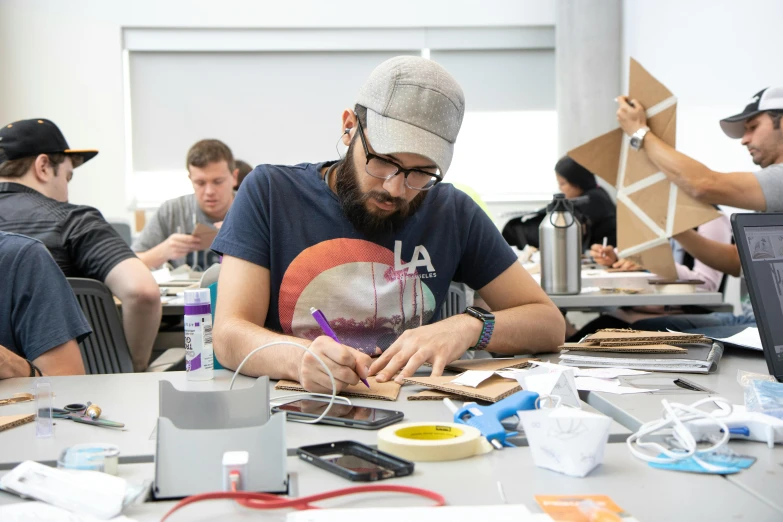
[200,263,221,288]
[68,278,185,373]
[441,282,467,319]
[108,222,132,246]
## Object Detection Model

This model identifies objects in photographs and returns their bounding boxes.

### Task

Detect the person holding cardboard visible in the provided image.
[211,56,565,394]
[133,139,239,270]
[614,86,783,278]
[0,119,161,372]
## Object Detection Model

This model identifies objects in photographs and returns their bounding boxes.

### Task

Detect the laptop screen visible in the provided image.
[742,225,783,368]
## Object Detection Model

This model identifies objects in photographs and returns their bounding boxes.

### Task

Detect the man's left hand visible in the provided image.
[616,96,647,135]
[369,315,480,384]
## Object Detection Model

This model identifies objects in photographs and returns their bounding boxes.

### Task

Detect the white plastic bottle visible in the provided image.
[184,289,214,381]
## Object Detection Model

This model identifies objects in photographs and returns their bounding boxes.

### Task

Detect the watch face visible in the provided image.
[630,136,641,150]
[466,306,495,320]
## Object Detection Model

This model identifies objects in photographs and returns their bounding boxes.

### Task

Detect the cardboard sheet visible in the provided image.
[407,390,465,401]
[192,223,219,248]
[568,58,720,272]
[274,378,401,401]
[585,330,708,343]
[0,414,35,432]
[402,374,520,403]
[440,357,537,373]
[560,343,687,354]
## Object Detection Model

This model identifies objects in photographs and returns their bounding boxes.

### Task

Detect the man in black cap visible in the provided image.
[0,119,162,371]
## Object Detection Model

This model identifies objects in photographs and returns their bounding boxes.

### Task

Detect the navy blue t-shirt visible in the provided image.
[211,162,518,353]
[0,232,92,361]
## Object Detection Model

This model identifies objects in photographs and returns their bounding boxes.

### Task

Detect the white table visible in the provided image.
[549,290,725,310]
[2,445,780,521]
[0,369,630,469]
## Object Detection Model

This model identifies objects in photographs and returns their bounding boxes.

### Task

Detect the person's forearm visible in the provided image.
[136,243,169,270]
[0,346,33,379]
[214,316,309,380]
[674,230,741,277]
[485,302,565,354]
[644,133,717,201]
[121,293,162,371]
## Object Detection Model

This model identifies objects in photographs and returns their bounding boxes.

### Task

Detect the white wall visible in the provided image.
[0,0,554,222]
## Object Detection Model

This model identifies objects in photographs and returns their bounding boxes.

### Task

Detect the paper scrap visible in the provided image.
[713,327,763,351]
[151,267,172,284]
[575,376,658,394]
[573,368,651,379]
[449,370,495,388]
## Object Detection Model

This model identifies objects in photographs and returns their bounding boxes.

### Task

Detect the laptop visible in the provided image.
[732,213,783,382]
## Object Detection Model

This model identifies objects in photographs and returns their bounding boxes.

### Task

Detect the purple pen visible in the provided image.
[310,307,370,388]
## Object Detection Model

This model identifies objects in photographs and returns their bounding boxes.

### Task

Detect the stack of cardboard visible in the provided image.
[561,329,711,354]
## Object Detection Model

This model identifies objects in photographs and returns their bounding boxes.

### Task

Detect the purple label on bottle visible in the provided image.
[186,353,202,372]
[184,304,211,315]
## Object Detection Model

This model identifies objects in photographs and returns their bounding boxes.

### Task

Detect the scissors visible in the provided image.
[39,402,125,429]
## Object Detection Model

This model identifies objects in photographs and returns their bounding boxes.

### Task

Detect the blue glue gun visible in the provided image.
[453,390,539,449]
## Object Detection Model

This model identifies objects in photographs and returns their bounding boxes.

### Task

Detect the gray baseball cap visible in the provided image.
[356,56,465,175]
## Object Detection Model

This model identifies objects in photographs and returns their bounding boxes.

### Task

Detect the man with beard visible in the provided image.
[211,57,564,393]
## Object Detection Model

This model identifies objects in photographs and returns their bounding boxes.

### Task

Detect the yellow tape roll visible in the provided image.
[377,422,492,462]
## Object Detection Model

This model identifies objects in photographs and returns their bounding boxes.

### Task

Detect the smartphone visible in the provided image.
[297,441,414,481]
[271,399,403,429]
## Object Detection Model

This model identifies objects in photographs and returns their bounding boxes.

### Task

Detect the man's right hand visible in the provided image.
[590,243,618,266]
[163,233,202,259]
[299,336,372,393]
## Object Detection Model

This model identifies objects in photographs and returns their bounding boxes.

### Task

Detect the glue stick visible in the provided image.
[184,289,214,381]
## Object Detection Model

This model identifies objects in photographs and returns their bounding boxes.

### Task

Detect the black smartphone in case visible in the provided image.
[297,440,414,482]
[271,399,403,429]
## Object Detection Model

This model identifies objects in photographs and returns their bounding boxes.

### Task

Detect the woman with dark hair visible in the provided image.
[555,156,617,247]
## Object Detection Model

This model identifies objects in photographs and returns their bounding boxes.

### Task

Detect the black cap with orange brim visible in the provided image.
[0,119,98,166]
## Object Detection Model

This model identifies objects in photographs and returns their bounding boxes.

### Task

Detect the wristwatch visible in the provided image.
[629,126,650,151]
[464,306,495,351]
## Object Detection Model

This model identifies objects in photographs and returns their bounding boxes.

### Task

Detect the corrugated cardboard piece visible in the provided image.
[563,329,711,354]
[568,58,721,276]
[407,390,465,401]
[560,343,686,354]
[275,378,401,401]
[437,357,537,373]
[0,414,35,432]
[403,374,520,403]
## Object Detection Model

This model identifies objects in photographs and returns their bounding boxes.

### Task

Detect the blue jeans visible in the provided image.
[632,313,756,338]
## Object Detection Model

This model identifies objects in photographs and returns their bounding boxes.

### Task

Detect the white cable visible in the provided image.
[272,393,352,406]
[627,397,733,466]
[229,341,339,425]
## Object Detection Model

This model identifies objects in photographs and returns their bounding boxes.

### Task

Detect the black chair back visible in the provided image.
[68,278,134,374]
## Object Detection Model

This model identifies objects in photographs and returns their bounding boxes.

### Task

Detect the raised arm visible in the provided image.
[617,97,767,211]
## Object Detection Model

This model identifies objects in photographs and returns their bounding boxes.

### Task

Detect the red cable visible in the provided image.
[161,484,446,521]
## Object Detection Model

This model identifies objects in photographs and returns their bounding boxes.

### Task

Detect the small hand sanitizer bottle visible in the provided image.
[184,289,214,381]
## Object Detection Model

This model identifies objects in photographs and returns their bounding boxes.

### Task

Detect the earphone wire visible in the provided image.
[229,341,339,425]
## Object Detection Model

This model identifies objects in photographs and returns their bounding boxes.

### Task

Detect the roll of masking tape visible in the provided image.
[377,423,492,462]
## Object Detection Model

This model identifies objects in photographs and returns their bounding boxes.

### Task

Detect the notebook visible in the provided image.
[560,342,724,373]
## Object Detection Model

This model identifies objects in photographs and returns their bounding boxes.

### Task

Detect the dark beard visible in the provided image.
[334,143,427,239]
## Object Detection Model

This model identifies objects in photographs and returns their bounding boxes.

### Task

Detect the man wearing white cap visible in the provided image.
[615,86,783,278]
[212,56,564,393]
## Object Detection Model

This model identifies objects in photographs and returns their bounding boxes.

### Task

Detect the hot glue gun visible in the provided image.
[452,390,539,449]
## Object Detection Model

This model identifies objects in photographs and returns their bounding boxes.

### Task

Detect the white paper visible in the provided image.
[0,502,136,521]
[518,408,612,477]
[151,267,172,284]
[450,370,495,388]
[574,368,651,379]
[713,327,763,351]
[522,367,581,409]
[287,505,533,522]
[575,376,658,394]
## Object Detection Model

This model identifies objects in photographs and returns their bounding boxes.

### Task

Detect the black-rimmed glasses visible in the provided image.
[355,118,442,191]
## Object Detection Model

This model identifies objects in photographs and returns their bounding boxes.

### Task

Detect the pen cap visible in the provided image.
[184,288,211,306]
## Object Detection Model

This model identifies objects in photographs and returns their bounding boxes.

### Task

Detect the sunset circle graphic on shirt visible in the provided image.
[278,238,436,354]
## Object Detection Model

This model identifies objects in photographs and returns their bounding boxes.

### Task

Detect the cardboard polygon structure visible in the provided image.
[568,59,721,278]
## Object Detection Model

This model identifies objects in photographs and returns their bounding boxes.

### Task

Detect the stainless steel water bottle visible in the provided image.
[539,193,581,295]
